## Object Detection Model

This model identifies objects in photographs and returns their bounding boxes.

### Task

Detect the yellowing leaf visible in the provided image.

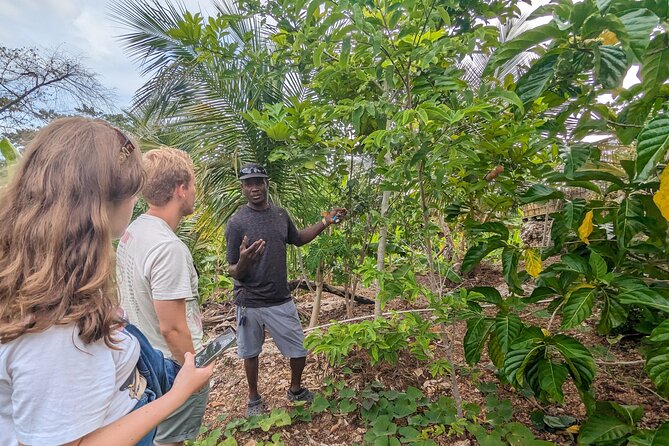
[525,248,543,278]
[566,425,580,434]
[541,328,551,337]
[599,30,618,45]
[653,166,669,221]
[578,210,594,244]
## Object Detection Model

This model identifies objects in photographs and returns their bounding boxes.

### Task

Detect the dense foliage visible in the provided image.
[107,0,669,443]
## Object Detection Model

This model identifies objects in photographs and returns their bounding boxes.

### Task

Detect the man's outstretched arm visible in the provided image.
[295,208,347,246]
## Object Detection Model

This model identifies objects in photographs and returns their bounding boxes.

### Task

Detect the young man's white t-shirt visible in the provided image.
[116,214,204,358]
[0,325,140,446]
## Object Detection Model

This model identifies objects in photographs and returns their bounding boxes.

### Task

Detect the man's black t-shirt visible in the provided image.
[225,204,300,307]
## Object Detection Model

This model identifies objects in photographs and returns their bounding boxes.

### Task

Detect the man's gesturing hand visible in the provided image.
[239,235,265,264]
[325,207,348,225]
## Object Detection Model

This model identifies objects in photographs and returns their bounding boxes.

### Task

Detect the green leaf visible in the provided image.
[468,221,510,240]
[486,23,563,76]
[562,286,597,329]
[619,287,669,313]
[563,145,592,180]
[515,54,559,104]
[628,422,669,446]
[502,247,524,294]
[519,184,565,204]
[589,251,607,280]
[503,331,545,386]
[618,8,660,60]
[645,320,669,396]
[635,111,669,182]
[615,196,646,248]
[538,359,569,403]
[595,45,629,88]
[461,240,506,273]
[340,35,351,68]
[489,89,524,114]
[469,286,504,307]
[596,0,612,13]
[597,291,629,334]
[0,137,20,162]
[616,99,653,145]
[563,199,587,230]
[559,253,591,275]
[489,314,524,368]
[464,317,495,365]
[311,394,330,413]
[551,334,596,389]
[578,412,635,445]
[640,33,669,97]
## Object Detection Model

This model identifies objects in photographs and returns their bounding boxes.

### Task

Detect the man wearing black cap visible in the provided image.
[225,163,346,417]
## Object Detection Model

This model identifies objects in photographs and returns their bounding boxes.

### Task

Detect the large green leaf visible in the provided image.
[464,317,495,365]
[579,414,634,445]
[563,199,587,230]
[503,327,546,387]
[645,319,669,396]
[640,33,669,97]
[519,184,565,204]
[595,45,629,88]
[502,247,523,294]
[563,144,592,180]
[551,334,596,389]
[515,53,559,104]
[618,8,660,60]
[489,89,524,114]
[467,222,510,240]
[597,291,629,335]
[489,314,524,368]
[461,240,507,274]
[557,253,590,275]
[538,359,569,403]
[485,23,563,76]
[595,0,612,13]
[589,251,607,280]
[468,286,504,307]
[615,196,646,248]
[619,287,669,313]
[616,99,653,145]
[628,422,669,446]
[562,286,598,329]
[635,112,669,182]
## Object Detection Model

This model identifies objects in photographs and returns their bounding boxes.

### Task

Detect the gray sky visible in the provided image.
[0,0,212,112]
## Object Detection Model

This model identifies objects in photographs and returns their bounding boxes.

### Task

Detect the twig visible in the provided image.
[596,359,645,366]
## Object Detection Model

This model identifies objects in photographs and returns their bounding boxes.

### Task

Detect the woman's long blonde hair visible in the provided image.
[0,117,144,346]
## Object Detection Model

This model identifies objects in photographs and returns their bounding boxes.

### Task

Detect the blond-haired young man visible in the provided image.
[116,147,208,446]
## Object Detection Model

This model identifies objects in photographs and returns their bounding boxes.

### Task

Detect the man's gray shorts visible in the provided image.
[155,383,210,444]
[236,300,308,359]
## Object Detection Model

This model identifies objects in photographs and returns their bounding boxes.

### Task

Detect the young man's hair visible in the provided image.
[0,117,144,346]
[142,147,194,206]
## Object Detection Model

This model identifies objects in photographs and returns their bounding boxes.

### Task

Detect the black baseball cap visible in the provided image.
[239,163,269,180]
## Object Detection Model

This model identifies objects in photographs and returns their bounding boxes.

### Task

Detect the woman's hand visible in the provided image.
[170,352,214,397]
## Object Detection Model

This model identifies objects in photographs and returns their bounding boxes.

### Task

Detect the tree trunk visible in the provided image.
[309,264,323,328]
[375,183,391,317]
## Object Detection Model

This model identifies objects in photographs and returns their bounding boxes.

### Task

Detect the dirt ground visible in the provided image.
[199,263,669,445]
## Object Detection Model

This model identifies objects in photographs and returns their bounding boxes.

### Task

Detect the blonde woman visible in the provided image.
[0,117,213,446]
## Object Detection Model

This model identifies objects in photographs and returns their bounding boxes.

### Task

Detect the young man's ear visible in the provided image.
[176,183,187,199]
